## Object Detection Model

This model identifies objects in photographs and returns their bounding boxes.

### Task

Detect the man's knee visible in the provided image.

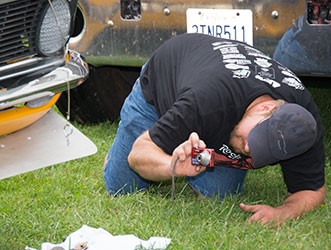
[103,157,151,196]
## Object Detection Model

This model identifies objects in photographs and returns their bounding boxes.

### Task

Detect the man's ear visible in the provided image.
[256,102,277,114]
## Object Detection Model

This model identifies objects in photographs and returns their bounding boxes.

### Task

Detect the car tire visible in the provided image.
[57,65,140,123]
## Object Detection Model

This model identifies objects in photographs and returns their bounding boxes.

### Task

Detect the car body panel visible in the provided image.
[70,0,331,76]
[0,93,60,136]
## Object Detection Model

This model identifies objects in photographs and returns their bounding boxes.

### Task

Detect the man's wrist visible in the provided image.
[275,204,294,221]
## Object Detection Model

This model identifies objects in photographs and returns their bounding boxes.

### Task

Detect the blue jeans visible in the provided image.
[103,79,247,200]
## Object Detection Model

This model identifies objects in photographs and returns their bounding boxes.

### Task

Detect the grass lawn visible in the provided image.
[0,81,330,249]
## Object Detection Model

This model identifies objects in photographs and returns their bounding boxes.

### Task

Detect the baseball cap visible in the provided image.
[247,103,317,168]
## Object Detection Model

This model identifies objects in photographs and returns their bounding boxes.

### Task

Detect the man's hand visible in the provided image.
[171,132,207,177]
[129,131,208,181]
[240,203,285,227]
[240,185,325,228]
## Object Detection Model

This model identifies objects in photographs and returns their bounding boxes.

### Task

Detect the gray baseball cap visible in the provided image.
[247,103,317,168]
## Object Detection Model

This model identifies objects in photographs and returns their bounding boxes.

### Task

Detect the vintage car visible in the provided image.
[0,0,96,178]
[0,0,88,136]
[56,0,331,123]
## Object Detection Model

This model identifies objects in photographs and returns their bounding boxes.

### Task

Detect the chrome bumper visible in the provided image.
[0,50,89,110]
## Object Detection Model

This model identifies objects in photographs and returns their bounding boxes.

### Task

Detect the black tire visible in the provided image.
[57,65,140,123]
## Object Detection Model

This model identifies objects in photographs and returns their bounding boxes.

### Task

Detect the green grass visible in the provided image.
[0,83,330,250]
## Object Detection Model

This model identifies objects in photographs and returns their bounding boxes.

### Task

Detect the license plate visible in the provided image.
[186,8,253,45]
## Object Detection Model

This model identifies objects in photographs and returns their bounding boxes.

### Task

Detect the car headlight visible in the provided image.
[36,0,72,56]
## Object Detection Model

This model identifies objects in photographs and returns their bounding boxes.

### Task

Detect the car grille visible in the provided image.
[0,0,46,66]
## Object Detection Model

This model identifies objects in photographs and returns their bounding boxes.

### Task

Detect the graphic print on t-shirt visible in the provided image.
[212,41,305,91]
[212,41,252,79]
[278,65,305,90]
[255,66,275,79]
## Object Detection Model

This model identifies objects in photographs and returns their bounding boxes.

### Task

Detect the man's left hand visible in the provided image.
[240,203,285,227]
[239,186,325,228]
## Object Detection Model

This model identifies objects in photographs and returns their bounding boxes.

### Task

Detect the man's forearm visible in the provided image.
[240,185,325,227]
[128,131,207,181]
[128,131,173,181]
[277,185,326,220]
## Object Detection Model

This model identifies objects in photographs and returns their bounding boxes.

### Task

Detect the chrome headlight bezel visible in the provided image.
[36,0,74,57]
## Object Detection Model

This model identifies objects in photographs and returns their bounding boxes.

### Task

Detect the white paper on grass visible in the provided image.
[25,225,171,250]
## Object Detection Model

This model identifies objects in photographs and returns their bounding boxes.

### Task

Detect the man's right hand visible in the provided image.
[171,132,207,177]
[129,131,207,181]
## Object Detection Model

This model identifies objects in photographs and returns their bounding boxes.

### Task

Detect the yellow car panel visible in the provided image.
[0,93,61,136]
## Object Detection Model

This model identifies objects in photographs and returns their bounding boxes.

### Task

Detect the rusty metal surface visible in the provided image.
[69,0,330,75]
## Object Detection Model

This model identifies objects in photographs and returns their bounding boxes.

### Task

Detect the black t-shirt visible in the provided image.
[140,33,325,193]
